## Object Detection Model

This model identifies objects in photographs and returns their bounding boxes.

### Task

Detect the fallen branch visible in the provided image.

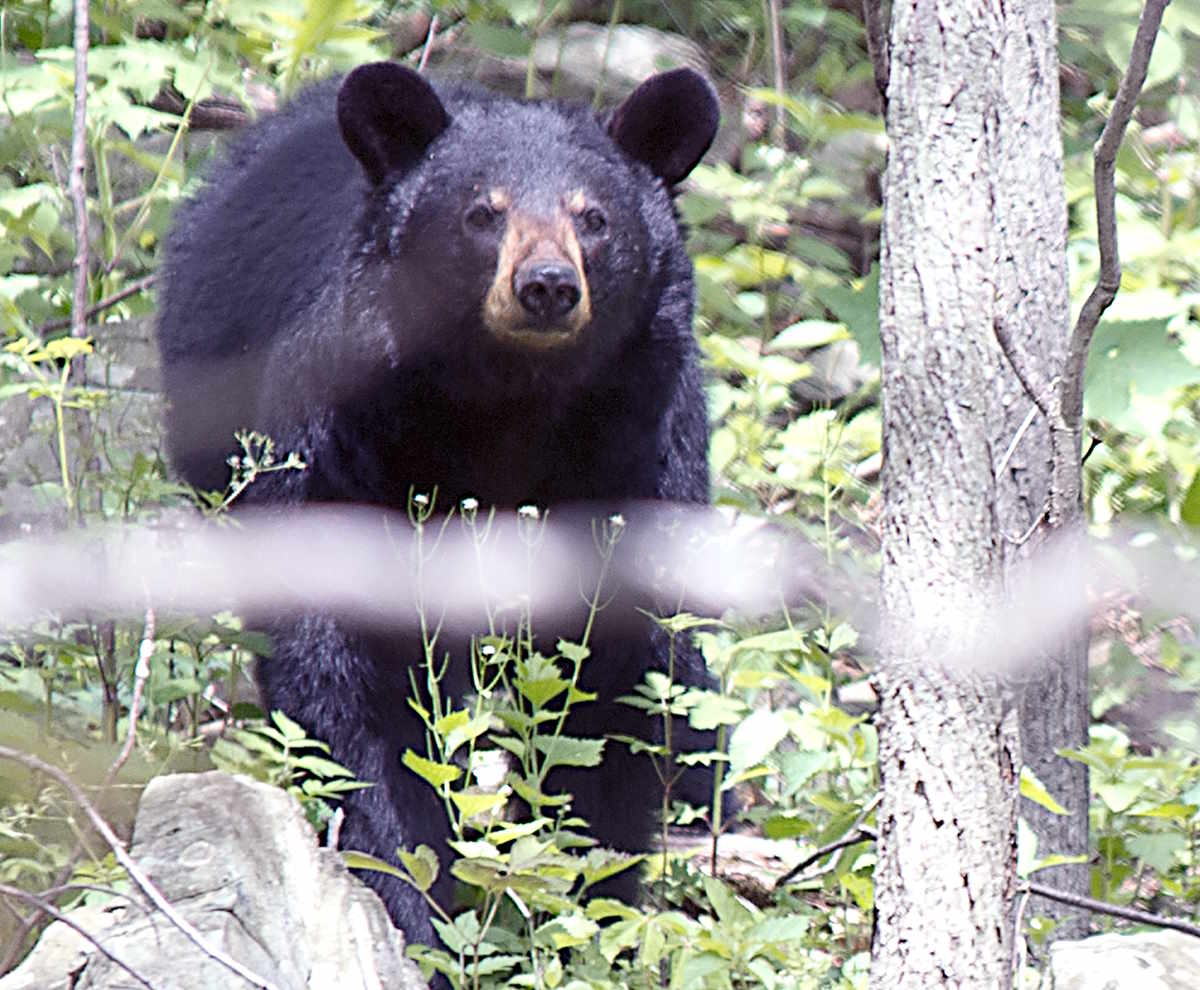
[0,747,281,990]
[1026,880,1200,940]
[0,883,155,989]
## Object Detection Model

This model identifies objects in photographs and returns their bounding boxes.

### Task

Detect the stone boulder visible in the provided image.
[0,771,426,990]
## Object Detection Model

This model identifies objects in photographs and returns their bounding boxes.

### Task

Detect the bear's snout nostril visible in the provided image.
[514,261,581,321]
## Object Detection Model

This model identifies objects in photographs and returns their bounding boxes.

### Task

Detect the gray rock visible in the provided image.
[1044,929,1200,990]
[0,772,426,990]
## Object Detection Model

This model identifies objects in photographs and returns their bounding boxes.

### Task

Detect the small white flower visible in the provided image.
[413,492,429,507]
[517,504,539,521]
[461,497,479,512]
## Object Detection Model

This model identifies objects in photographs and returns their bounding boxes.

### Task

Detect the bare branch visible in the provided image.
[417,14,438,74]
[1026,880,1200,939]
[861,0,890,111]
[767,0,788,146]
[994,317,1052,417]
[1061,0,1170,425]
[68,0,90,342]
[108,607,156,780]
[0,883,156,989]
[39,274,157,335]
[0,747,281,990]
[775,797,880,888]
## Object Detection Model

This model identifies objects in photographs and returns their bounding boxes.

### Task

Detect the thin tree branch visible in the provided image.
[108,607,155,780]
[1061,0,1170,426]
[994,317,1053,417]
[417,14,438,74]
[68,0,90,343]
[0,883,156,989]
[0,747,281,990]
[39,274,157,335]
[775,798,880,889]
[766,0,787,146]
[861,0,890,111]
[1026,880,1200,939]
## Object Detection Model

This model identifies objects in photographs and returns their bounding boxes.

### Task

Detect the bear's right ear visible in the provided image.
[337,63,449,185]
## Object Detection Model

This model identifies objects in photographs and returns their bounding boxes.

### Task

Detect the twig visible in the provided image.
[39,274,158,334]
[0,883,155,989]
[775,800,880,888]
[417,14,438,74]
[861,0,890,112]
[996,403,1041,479]
[0,747,281,990]
[1026,879,1200,939]
[994,318,1053,417]
[68,0,90,343]
[1060,0,1170,426]
[766,0,787,146]
[108,607,155,780]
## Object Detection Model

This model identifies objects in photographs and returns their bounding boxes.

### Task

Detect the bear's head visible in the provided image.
[335,62,719,389]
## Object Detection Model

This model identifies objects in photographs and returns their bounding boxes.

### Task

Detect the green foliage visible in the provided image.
[211,709,370,829]
[1,0,1200,982]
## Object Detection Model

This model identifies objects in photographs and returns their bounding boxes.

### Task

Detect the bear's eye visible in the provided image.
[580,207,608,236]
[464,203,499,231]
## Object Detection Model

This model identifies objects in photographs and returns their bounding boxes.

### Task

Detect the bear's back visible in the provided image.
[160,80,361,366]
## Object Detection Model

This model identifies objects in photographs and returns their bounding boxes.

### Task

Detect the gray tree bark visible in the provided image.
[871,0,1079,985]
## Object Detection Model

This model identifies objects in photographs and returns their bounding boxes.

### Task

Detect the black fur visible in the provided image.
[158,63,719,947]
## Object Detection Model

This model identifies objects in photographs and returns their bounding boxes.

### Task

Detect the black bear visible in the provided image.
[157,62,720,947]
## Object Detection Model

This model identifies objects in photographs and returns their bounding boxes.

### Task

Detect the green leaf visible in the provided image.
[1084,319,1198,433]
[342,849,410,883]
[533,735,605,769]
[270,709,309,742]
[556,639,590,663]
[685,691,747,730]
[1181,470,1200,527]
[811,266,880,367]
[1019,767,1068,815]
[402,749,461,788]
[466,23,532,58]
[768,320,849,351]
[1129,831,1186,874]
[1095,780,1143,814]
[449,790,507,819]
[728,709,789,772]
[442,711,492,760]
[293,754,356,779]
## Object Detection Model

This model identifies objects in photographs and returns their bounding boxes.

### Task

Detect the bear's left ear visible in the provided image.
[607,68,719,186]
[337,62,449,185]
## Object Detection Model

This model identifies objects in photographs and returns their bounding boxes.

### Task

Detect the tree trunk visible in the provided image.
[872,0,1079,984]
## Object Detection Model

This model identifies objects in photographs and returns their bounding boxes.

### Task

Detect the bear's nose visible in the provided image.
[514,261,581,322]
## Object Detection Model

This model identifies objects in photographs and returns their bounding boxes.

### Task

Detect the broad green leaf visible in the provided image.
[533,735,604,769]
[811,266,880,367]
[729,709,789,772]
[768,320,848,351]
[449,790,507,819]
[1095,780,1143,813]
[1084,319,1198,433]
[402,749,461,788]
